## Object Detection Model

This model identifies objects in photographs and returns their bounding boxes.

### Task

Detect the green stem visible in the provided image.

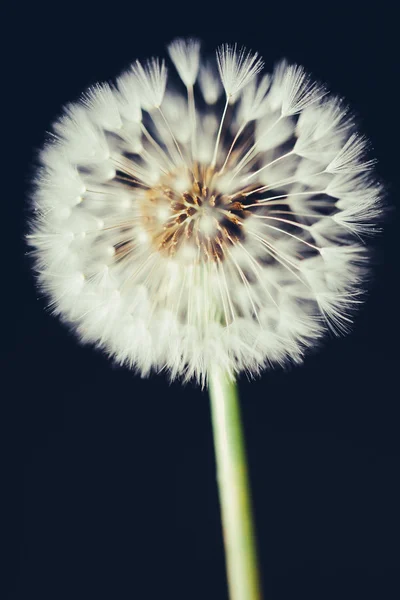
[208,366,263,600]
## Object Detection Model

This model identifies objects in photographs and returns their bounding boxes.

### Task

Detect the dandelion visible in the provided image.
[28,39,382,600]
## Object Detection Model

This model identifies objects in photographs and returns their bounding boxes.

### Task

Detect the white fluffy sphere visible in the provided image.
[28,40,382,384]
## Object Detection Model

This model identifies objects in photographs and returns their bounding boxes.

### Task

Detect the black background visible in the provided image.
[4,5,399,599]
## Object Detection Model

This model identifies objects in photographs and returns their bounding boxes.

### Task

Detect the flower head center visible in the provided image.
[141,164,249,262]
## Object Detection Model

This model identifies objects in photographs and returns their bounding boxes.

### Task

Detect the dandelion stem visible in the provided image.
[208,367,262,600]
[187,84,197,160]
[219,120,247,175]
[211,96,230,168]
[157,107,188,168]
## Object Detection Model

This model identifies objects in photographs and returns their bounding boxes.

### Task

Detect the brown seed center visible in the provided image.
[139,164,251,262]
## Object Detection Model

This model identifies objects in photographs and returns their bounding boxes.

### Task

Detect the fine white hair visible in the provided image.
[28,40,383,386]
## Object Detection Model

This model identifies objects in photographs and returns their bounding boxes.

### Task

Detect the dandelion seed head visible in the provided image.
[28,40,383,385]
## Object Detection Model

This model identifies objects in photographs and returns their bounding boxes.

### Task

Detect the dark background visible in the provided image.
[4,5,399,599]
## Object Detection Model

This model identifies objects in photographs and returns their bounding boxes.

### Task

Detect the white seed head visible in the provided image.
[168,37,201,87]
[131,58,167,109]
[216,44,264,98]
[28,42,383,386]
[239,74,271,123]
[116,70,143,123]
[281,64,327,116]
[199,62,223,105]
[81,83,123,131]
